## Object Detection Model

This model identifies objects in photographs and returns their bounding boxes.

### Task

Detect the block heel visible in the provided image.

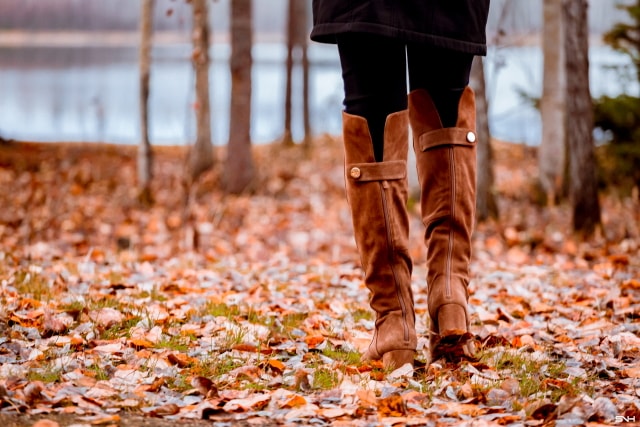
[382,350,415,370]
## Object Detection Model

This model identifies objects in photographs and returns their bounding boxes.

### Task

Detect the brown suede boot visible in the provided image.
[408,87,477,363]
[342,110,416,371]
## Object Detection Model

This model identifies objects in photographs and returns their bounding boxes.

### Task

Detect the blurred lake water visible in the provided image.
[0,42,637,146]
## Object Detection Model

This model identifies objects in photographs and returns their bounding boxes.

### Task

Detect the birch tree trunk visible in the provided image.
[138,0,154,205]
[564,0,601,237]
[470,56,498,221]
[188,0,213,182]
[539,0,567,206]
[224,0,255,194]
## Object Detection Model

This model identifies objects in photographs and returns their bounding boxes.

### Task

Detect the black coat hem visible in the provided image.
[310,23,487,56]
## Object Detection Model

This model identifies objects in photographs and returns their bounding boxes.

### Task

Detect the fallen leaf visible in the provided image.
[267,359,286,375]
[31,420,59,427]
[281,394,306,408]
[377,394,406,417]
[149,403,180,417]
[191,376,219,398]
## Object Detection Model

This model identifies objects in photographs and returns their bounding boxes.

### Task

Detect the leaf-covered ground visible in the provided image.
[0,138,639,426]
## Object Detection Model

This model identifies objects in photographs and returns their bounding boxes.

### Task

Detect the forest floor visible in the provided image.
[0,136,639,426]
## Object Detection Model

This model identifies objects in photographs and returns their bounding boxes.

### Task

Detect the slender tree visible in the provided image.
[282,0,296,146]
[188,0,214,183]
[300,0,312,150]
[283,0,311,148]
[563,0,601,237]
[470,56,498,221]
[138,0,154,205]
[224,0,255,194]
[539,0,567,206]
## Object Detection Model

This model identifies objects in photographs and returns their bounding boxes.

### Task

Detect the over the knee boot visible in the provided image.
[409,87,477,362]
[342,110,416,370]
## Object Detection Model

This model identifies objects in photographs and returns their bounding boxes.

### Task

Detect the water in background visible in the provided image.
[0,43,637,146]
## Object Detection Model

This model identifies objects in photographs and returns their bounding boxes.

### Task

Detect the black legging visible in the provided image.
[337,33,474,162]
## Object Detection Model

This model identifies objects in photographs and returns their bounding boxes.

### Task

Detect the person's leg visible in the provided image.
[337,33,416,370]
[407,45,474,127]
[337,33,407,162]
[407,45,477,363]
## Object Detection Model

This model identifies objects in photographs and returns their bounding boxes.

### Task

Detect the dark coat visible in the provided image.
[310,0,490,55]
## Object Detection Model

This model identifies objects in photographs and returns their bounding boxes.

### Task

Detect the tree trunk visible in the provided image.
[188,0,213,183]
[282,0,295,146]
[300,0,312,150]
[224,0,255,194]
[539,0,567,206]
[564,0,601,237]
[138,0,154,206]
[470,56,499,222]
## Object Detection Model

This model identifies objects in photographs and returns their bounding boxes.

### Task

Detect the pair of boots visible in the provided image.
[343,87,477,369]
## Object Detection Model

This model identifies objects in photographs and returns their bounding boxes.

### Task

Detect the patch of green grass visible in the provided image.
[322,345,360,365]
[87,296,122,310]
[312,366,339,390]
[151,288,168,302]
[155,335,191,352]
[351,307,374,323]
[483,348,584,403]
[13,268,52,301]
[191,354,245,381]
[60,300,85,313]
[241,382,269,391]
[268,312,308,340]
[134,286,168,302]
[220,326,248,349]
[87,362,110,381]
[201,302,241,319]
[26,364,62,383]
[281,312,307,330]
[245,306,270,325]
[99,316,142,340]
[165,374,192,392]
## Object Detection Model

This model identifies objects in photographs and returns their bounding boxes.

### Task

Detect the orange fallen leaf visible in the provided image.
[167,352,194,368]
[140,252,159,262]
[608,254,629,267]
[437,402,487,417]
[267,359,286,375]
[32,421,60,427]
[304,335,325,349]
[621,367,640,378]
[281,394,306,408]
[129,338,154,349]
[149,403,180,417]
[140,376,165,393]
[85,414,121,425]
[232,343,258,353]
[377,394,406,417]
[621,279,640,290]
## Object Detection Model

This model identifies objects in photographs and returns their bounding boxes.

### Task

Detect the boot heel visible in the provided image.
[382,350,415,370]
[437,304,467,337]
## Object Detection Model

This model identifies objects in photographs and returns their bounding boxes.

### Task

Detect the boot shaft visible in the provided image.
[342,110,416,360]
[408,87,477,324]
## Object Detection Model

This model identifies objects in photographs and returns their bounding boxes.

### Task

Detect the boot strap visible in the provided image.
[347,160,406,182]
[417,128,477,152]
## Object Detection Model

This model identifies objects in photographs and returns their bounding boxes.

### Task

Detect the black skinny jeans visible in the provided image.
[337,33,474,162]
